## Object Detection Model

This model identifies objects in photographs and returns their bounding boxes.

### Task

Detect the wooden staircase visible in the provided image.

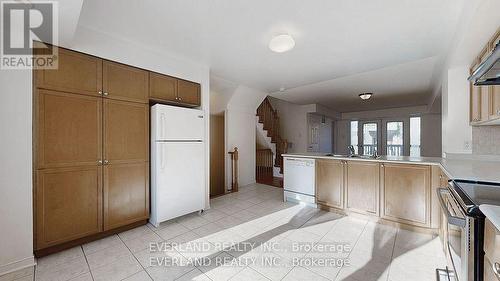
[256,97,288,174]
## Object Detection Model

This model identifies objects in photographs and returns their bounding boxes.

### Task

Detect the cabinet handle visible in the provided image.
[97,160,103,165]
[103,92,109,96]
[492,262,500,277]
[98,91,102,95]
[104,160,109,165]
[178,97,182,101]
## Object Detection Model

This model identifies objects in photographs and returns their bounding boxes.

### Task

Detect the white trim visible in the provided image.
[0,256,35,277]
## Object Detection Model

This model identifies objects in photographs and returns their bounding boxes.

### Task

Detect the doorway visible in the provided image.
[210,114,225,197]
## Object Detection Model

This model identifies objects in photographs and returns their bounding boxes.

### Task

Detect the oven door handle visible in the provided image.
[437,188,466,228]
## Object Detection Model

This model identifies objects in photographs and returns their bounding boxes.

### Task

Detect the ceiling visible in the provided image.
[78,0,466,112]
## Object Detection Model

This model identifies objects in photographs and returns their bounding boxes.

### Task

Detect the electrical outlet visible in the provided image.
[464,141,472,151]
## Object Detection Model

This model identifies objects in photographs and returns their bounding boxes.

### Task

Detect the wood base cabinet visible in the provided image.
[346,161,379,215]
[381,163,431,227]
[316,159,344,209]
[35,166,102,249]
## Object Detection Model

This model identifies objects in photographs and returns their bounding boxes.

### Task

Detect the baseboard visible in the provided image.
[0,256,35,277]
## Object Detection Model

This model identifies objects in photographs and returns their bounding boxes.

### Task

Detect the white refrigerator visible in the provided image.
[150,104,206,227]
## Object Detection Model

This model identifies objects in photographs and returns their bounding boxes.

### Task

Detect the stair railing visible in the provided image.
[228,147,239,192]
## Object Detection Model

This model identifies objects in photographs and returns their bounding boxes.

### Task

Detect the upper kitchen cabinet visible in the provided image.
[177,79,201,106]
[35,48,102,97]
[470,27,500,125]
[103,61,149,103]
[346,161,379,215]
[149,72,201,107]
[316,159,344,209]
[381,163,431,227]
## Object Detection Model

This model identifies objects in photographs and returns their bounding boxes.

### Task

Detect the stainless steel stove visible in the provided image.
[438,180,500,281]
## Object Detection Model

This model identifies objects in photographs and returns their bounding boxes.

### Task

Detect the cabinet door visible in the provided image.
[470,82,482,123]
[346,161,379,215]
[36,90,101,169]
[104,162,149,230]
[104,100,149,164]
[177,80,201,106]
[490,86,500,120]
[35,166,102,249]
[103,61,149,103]
[103,100,149,229]
[149,73,178,102]
[35,48,102,96]
[316,159,344,209]
[381,163,431,226]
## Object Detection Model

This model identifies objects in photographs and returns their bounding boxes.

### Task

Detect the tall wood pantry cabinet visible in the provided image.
[34,47,149,253]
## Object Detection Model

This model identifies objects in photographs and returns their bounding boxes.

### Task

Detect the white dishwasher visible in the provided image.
[283,157,316,205]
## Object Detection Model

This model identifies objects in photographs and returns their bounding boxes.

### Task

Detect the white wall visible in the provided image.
[225,86,267,188]
[441,67,472,155]
[0,70,35,275]
[0,25,211,275]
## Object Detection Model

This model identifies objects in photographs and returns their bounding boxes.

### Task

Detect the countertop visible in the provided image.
[282,152,500,183]
[480,205,500,230]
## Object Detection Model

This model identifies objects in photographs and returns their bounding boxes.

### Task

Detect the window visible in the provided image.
[386,122,403,156]
[362,123,377,155]
[410,117,421,156]
[350,121,359,154]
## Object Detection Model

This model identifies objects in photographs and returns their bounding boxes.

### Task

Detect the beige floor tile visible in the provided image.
[198,252,246,281]
[119,225,155,242]
[122,271,152,281]
[192,223,225,237]
[86,242,132,270]
[91,254,142,281]
[35,255,89,281]
[388,250,447,281]
[145,255,194,281]
[282,266,330,281]
[67,272,92,281]
[36,247,84,271]
[176,268,211,281]
[83,235,124,255]
[177,214,211,230]
[393,229,435,250]
[123,232,163,253]
[229,267,269,281]
[155,222,190,240]
[248,252,294,281]
[200,209,228,222]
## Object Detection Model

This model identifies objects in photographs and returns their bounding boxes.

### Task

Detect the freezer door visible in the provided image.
[150,142,205,225]
[151,104,204,141]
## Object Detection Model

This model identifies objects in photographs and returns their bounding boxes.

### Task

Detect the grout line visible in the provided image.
[80,246,95,281]
[116,235,153,281]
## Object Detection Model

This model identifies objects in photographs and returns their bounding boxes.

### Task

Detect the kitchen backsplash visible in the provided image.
[472,126,500,155]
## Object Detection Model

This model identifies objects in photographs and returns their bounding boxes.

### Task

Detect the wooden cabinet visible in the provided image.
[36,90,101,169]
[104,162,149,230]
[346,161,379,215]
[149,72,201,107]
[470,27,500,125]
[34,46,150,254]
[485,218,500,281]
[316,159,344,209]
[381,163,431,227]
[35,48,102,97]
[103,61,149,103]
[35,166,102,249]
[178,79,201,106]
[103,100,149,229]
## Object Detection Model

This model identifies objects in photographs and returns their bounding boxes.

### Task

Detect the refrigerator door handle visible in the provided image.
[160,113,166,139]
[160,144,166,170]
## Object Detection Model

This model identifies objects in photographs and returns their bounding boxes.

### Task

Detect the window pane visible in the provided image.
[350,121,358,154]
[410,117,421,157]
[363,123,377,155]
[386,122,403,156]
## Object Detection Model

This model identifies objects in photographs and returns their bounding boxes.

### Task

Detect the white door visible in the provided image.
[154,142,205,222]
[152,104,205,141]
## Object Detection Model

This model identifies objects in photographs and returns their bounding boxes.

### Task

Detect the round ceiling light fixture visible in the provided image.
[359,93,373,100]
[269,34,295,53]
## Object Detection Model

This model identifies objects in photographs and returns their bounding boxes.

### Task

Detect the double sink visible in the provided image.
[324,153,381,160]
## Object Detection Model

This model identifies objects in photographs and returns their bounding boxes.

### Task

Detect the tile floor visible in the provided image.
[13,183,446,281]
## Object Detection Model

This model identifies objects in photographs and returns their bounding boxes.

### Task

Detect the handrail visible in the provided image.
[228,147,238,192]
[256,149,273,180]
[256,97,288,173]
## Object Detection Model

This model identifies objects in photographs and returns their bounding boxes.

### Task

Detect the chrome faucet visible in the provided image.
[371,148,379,159]
[348,145,356,156]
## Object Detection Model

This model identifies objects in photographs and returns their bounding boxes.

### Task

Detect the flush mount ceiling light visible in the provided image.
[359,93,373,100]
[269,34,295,53]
